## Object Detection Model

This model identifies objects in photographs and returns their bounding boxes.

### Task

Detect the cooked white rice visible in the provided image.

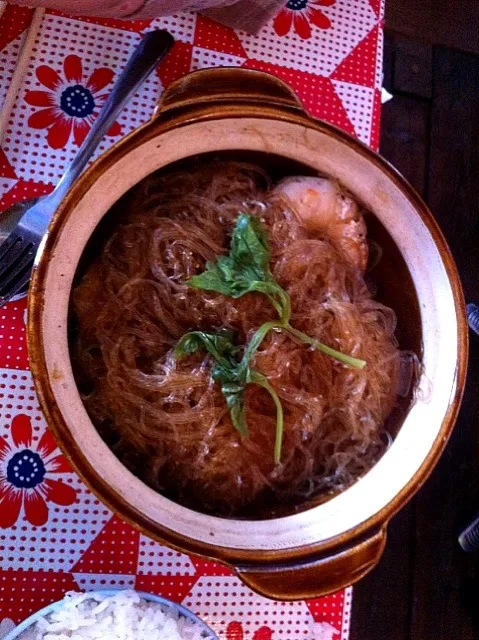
[18,590,215,640]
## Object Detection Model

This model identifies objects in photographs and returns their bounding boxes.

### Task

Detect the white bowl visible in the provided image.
[2,589,219,640]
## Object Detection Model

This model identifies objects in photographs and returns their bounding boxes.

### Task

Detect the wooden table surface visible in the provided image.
[351,32,479,640]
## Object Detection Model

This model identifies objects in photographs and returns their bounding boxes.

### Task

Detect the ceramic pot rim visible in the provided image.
[28,84,467,565]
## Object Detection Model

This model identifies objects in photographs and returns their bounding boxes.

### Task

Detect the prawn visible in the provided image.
[272,176,368,271]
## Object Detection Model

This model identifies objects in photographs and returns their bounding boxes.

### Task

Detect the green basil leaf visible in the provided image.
[231,213,270,274]
[174,330,237,366]
[243,321,280,366]
[187,214,280,303]
[187,261,235,296]
[175,331,250,437]
[216,256,236,284]
[215,369,249,437]
[229,279,276,297]
[176,212,365,467]
[220,382,244,398]
[285,325,366,369]
[212,359,246,385]
[249,371,284,464]
[229,396,249,437]
[173,333,203,358]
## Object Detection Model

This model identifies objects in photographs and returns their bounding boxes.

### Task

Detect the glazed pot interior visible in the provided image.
[36,117,459,552]
[71,149,421,519]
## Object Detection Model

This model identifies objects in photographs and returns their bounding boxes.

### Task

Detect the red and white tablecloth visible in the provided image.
[0,2,384,637]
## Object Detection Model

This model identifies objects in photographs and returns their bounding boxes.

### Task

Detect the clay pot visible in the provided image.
[28,67,467,600]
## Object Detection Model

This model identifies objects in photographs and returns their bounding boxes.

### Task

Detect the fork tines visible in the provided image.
[0,232,36,306]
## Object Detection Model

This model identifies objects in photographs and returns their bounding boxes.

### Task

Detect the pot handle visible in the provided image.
[154,67,304,121]
[234,527,387,600]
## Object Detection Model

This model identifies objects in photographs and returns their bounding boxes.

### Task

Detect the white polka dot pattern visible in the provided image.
[138,535,196,576]
[237,0,376,77]
[147,11,198,43]
[183,576,314,638]
[73,572,136,591]
[0,367,112,571]
[332,80,375,143]
[190,45,246,70]
[0,178,17,203]
[341,587,353,640]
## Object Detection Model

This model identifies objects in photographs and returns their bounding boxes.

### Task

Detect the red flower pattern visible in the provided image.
[24,55,122,150]
[227,621,273,640]
[274,0,335,39]
[0,415,77,528]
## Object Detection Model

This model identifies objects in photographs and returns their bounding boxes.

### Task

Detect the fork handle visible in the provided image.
[46,30,174,210]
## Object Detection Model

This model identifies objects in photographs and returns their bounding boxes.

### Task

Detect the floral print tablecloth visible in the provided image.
[0,1,384,637]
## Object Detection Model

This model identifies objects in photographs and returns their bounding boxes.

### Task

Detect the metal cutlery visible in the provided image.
[0,29,174,307]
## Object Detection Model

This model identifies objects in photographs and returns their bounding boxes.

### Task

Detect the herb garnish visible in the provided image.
[174,330,283,463]
[188,214,290,323]
[188,214,366,369]
[176,214,365,464]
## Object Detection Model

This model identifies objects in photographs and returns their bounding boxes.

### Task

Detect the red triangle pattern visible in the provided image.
[306,593,344,620]
[0,296,29,371]
[331,25,380,88]
[0,5,33,51]
[243,60,356,137]
[157,41,194,88]
[45,9,152,33]
[0,570,77,623]
[0,179,52,215]
[306,592,345,631]
[369,0,382,18]
[135,574,197,602]
[0,149,17,180]
[71,515,139,575]
[190,556,234,577]
[194,15,247,58]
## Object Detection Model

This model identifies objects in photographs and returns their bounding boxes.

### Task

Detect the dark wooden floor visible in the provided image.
[386,0,479,56]
[350,32,479,640]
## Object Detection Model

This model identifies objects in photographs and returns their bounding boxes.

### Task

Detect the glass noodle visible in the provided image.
[70,162,408,517]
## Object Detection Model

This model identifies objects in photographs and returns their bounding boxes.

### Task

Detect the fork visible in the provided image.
[0,29,174,307]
